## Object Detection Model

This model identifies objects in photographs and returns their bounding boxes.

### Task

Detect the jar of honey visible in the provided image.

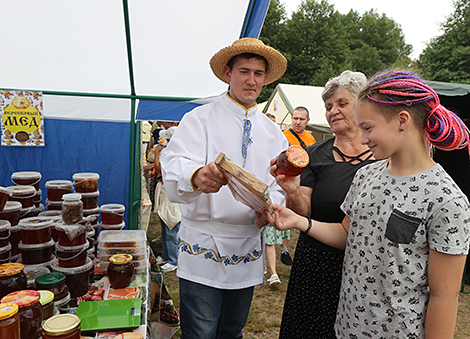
[35,272,68,302]
[50,257,94,298]
[80,191,100,210]
[55,243,88,268]
[9,226,21,257]
[11,172,42,191]
[72,173,99,193]
[1,289,42,339]
[82,207,100,226]
[0,202,22,226]
[0,220,11,248]
[18,239,55,265]
[38,290,54,322]
[0,244,11,264]
[0,187,12,212]
[45,199,62,211]
[61,194,83,225]
[275,145,309,179]
[100,204,125,225]
[0,302,20,339]
[7,185,37,209]
[45,180,73,202]
[0,263,27,299]
[42,314,81,339]
[18,217,53,245]
[55,223,87,247]
[107,254,135,289]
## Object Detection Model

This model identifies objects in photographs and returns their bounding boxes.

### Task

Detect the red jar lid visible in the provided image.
[110,254,133,265]
[286,145,309,168]
[1,289,40,308]
[0,263,24,277]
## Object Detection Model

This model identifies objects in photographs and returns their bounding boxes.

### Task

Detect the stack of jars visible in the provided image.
[0,221,11,264]
[73,172,100,214]
[18,217,55,267]
[9,171,44,218]
[0,202,22,259]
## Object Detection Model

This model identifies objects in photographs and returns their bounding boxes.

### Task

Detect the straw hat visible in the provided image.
[210,38,287,85]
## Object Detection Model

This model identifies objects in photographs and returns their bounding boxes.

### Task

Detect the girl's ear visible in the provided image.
[397,110,411,132]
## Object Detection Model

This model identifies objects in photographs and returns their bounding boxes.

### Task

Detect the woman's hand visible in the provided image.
[263,204,307,232]
[269,157,301,195]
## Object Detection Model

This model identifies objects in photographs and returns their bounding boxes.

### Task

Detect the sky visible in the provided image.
[282,0,455,60]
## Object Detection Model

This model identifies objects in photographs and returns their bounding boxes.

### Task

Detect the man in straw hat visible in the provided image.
[160,37,288,338]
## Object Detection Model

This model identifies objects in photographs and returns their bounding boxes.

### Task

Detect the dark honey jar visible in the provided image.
[7,185,37,209]
[51,258,93,298]
[18,239,55,265]
[275,145,309,179]
[100,204,125,225]
[11,172,42,191]
[72,173,99,193]
[35,272,68,302]
[55,223,87,247]
[45,180,73,202]
[56,243,88,268]
[0,202,22,227]
[0,263,27,300]
[80,191,99,210]
[107,254,134,289]
[18,217,52,245]
[0,220,10,248]
[38,290,54,322]
[0,302,20,339]
[0,187,12,212]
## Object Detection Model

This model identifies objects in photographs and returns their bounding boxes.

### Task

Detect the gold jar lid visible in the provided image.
[110,254,133,265]
[42,314,81,335]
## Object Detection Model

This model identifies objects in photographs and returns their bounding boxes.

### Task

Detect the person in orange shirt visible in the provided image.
[283,106,316,148]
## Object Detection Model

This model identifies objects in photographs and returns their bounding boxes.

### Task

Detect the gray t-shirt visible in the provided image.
[337,162,470,338]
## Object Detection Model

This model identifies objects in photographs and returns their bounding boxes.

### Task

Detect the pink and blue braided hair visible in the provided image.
[366,71,470,154]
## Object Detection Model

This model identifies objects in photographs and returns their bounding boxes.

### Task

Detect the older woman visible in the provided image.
[277,71,375,338]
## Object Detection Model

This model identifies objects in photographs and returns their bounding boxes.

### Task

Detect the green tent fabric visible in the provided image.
[428,81,470,96]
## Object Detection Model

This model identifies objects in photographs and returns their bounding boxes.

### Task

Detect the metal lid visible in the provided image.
[38,290,54,305]
[0,263,24,277]
[35,272,66,287]
[110,254,133,265]
[42,314,81,335]
[0,303,19,320]
[1,289,40,308]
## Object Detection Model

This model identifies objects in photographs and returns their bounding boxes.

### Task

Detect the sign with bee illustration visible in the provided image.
[1,91,44,146]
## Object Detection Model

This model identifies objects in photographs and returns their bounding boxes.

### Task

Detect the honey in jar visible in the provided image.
[11,172,42,191]
[18,239,55,265]
[35,272,68,302]
[18,217,52,245]
[100,203,125,225]
[0,201,22,226]
[38,290,54,322]
[0,263,27,300]
[107,254,135,289]
[72,172,99,193]
[7,185,37,209]
[0,220,11,248]
[0,302,20,339]
[44,180,73,202]
[80,190,100,210]
[62,193,83,225]
[0,187,12,212]
[275,145,309,179]
[42,314,81,339]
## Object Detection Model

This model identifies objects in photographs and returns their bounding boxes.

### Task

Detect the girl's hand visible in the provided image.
[263,204,306,231]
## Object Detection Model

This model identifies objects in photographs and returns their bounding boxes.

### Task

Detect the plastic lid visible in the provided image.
[11,171,42,180]
[83,207,99,216]
[54,292,70,308]
[42,314,81,335]
[62,193,82,202]
[18,216,54,230]
[100,221,126,230]
[98,229,145,247]
[35,272,66,287]
[0,303,19,319]
[0,243,12,255]
[45,180,73,189]
[45,199,63,206]
[38,210,62,217]
[6,185,36,196]
[0,263,24,277]
[51,256,94,275]
[100,203,125,213]
[0,201,22,213]
[286,145,309,168]
[55,242,88,253]
[1,290,40,308]
[35,188,42,196]
[0,220,11,230]
[24,265,50,285]
[18,239,55,250]
[38,290,54,305]
[109,254,133,265]
[80,190,100,199]
[72,172,100,181]
[0,186,12,196]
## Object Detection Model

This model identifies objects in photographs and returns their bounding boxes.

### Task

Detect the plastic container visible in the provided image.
[42,314,81,339]
[100,221,126,231]
[82,207,100,225]
[0,201,22,226]
[55,224,87,247]
[18,239,55,265]
[80,190,99,210]
[9,226,21,257]
[53,292,70,311]
[10,254,20,263]
[11,171,42,190]
[7,185,37,209]
[98,245,146,260]
[98,229,146,248]
[55,243,88,268]
[99,204,125,225]
[0,263,27,299]
[0,302,20,339]
[45,199,62,211]
[275,145,309,179]
[0,187,12,212]
[0,220,10,248]
[61,193,83,225]
[1,289,42,339]
[25,204,44,218]
[33,189,42,208]
[23,265,50,289]
[45,180,73,202]
[51,257,94,298]
[38,290,55,322]
[18,217,53,245]
[19,206,36,219]
[38,210,62,217]
[72,173,99,193]
[0,244,11,264]
[35,273,68,302]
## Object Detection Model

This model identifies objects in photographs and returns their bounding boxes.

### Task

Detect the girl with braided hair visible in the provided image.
[264,70,470,338]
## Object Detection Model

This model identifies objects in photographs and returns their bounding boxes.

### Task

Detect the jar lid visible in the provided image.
[1,290,40,308]
[42,314,81,335]
[35,188,42,196]
[0,263,24,277]
[0,303,19,319]
[0,220,11,230]
[72,172,100,181]
[0,243,12,255]
[100,203,126,213]
[79,190,100,198]
[18,239,55,250]
[51,256,94,275]
[45,199,63,206]
[100,221,126,230]
[0,201,22,213]
[62,193,82,202]
[109,254,133,265]
[38,290,54,305]
[55,242,88,253]
[6,185,36,196]
[11,171,42,180]
[286,145,309,168]
[35,272,66,287]
[38,210,62,217]
[45,180,73,189]
[24,264,50,285]
[18,216,54,230]
[0,186,12,196]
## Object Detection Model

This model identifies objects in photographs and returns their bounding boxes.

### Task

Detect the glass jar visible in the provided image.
[23,265,50,290]
[80,191,100,210]
[61,194,83,225]
[72,173,99,193]
[11,172,42,191]
[0,220,11,248]
[35,272,68,302]
[38,290,54,322]
[0,187,12,212]
[0,302,20,339]
[1,289,42,339]
[18,217,53,245]
[0,201,22,226]
[107,254,135,289]
[42,314,81,339]
[44,180,73,202]
[0,263,27,299]
[100,204,125,225]
[7,185,37,209]
[275,145,309,179]
[18,239,55,265]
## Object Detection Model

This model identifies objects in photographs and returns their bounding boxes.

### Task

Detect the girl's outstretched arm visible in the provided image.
[264,204,350,250]
[425,249,467,339]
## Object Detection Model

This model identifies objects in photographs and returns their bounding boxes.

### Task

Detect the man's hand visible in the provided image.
[192,162,228,193]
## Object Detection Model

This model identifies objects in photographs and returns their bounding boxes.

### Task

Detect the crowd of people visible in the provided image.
[147,37,470,339]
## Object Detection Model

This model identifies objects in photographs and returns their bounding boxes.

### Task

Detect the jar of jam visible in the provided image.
[9,226,21,257]
[0,220,11,248]
[11,172,42,191]
[275,145,309,179]
[7,185,37,209]
[38,290,54,322]
[61,194,83,225]
[18,217,53,245]
[45,180,73,202]
[0,202,22,226]
[42,314,81,339]
[45,200,62,211]
[0,302,20,339]
[73,172,99,193]
[55,223,87,247]
[100,204,125,225]
[51,257,94,298]
[0,187,12,212]
[18,239,55,265]
[107,254,134,289]
[55,243,88,268]
[0,244,11,264]
[35,272,68,302]
[1,289,42,339]
[80,191,100,210]
[0,263,27,299]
